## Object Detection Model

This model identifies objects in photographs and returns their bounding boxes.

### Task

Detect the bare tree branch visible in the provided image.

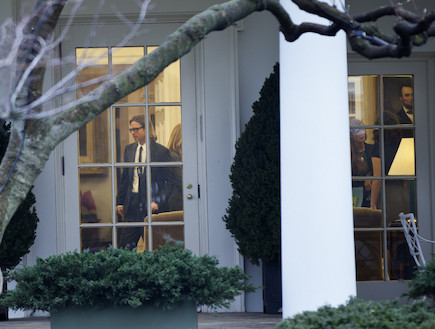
[3,0,435,254]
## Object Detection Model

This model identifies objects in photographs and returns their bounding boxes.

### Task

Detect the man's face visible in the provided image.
[400,86,413,110]
[129,121,146,144]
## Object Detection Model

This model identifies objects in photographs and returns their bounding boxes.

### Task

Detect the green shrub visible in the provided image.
[276,298,435,329]
[223,63,280,265]
[407,258,435,300]
[1,243,255,312]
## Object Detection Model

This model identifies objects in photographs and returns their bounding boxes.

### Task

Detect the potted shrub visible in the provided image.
[1,243,255,329]
[223,63,280,313]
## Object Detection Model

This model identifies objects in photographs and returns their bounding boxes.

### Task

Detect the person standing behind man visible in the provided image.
[116,114,173,249]
[166,123,183,211]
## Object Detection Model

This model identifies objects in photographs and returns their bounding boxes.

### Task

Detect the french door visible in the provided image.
[61,22,200,254]
[348,58,432,300]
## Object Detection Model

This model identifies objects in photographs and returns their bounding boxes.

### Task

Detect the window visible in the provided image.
[349,75,416,281]
[76,46,184,252]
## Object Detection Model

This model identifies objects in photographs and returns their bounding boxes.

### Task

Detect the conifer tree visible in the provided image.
[224,64,280,265]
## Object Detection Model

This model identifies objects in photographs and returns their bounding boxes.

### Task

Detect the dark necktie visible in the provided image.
[137,146,143,176]
[137,146,144,214]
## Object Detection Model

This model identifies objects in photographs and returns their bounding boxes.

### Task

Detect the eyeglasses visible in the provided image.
[129,126,144,133]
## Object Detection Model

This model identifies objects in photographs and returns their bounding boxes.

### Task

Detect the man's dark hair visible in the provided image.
[129,114,157,141]
[129,115,145,127]
[400,83,413,98]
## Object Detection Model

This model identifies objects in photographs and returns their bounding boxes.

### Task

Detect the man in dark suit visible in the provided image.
[396,84,413,124]
[116,115,173,249]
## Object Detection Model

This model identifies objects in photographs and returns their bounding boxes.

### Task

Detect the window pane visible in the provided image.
[115,164,149,223]
[387,230,416,280]
[147,46,181,103]
[117,226,148,250]
[353,205,382,228]
[114,106,148,163]
[387,134,415,176]
[150,106,182,161]
[79,167,112,224]
[354,231,384,281]
[152,225,184,249]
[152,209,183,222]
[112,47,145,104]
[81,227,112,252]
[78,109,110,164]
[369,179,383,212]
[382,76,414,125]
[76,48,109,96]
[166,165,183,213]
[76,47,110,165]
[385,180,416,227]
[348,75,379,125]
[150,166,182,214]
[350,125,377,208]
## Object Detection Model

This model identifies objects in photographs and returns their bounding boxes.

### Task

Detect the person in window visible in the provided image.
[116,115,173,249]
[350,118,373,208]
[166,123,183,211]
[370,111,402,210]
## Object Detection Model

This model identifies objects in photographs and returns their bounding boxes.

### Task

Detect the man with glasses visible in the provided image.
[116,114,173,249]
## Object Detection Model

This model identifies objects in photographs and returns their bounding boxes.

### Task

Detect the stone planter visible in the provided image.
[50,301,197,329]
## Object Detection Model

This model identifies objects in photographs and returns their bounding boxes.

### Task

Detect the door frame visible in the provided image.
[348,53,435,300]
[57,17,202,254]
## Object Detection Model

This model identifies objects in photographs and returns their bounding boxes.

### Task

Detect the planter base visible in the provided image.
[50,301,197,329]
[263,260,282,314]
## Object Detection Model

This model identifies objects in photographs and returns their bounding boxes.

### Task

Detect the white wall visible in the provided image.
[201,28,245,312]
[238,12,280,128]
[27,151,58,262]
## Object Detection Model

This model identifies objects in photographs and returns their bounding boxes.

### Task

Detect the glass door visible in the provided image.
[61,23,200,254]
[348,59,431,300]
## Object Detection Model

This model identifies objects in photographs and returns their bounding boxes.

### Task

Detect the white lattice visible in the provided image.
[399,212,435,267]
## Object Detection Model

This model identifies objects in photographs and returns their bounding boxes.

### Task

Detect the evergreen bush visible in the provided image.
[276,298,435,329]
[407,258,435,300]
[223,63,280,264]
[0,120,39,271]
[1,243,256,312]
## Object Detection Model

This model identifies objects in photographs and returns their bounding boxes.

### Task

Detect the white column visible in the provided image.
[279,1,356,318]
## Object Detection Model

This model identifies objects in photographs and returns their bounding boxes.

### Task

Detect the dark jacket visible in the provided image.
[116,141,174,217]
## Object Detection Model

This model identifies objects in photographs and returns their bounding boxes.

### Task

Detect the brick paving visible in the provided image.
[0,313,283,329]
